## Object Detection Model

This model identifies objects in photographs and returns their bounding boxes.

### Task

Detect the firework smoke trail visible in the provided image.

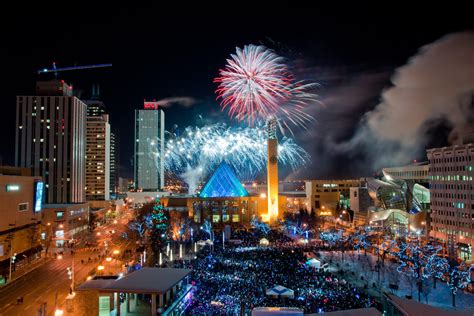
[152,123,310,183]
[214,44,318,132]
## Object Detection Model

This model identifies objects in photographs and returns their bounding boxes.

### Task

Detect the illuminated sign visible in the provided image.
[6,184,20,192]
[319,211,332,216]
[144,102,159,110]
[34,181,44,212]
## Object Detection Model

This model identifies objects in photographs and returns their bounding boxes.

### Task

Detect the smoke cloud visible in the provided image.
[180,166,204,195]
[335,32,474,170]
[156,97,197,108]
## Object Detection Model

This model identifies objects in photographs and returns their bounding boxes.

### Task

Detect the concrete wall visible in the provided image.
[0,175,43,260]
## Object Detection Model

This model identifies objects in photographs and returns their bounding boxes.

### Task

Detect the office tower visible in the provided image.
[110,131,119,196]
[15,80,86,203]
[86,84,106,117]
[85,113,110,201]
[134,101,165,191]
[427,142,474,260]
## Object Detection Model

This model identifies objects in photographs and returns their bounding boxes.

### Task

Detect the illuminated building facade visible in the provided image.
[42,203,89,248]
[427,143,474,261]
[161,163,286,226]
[15,80,86,203]
[109,131,119,196]
[266,118,279,221]
[85,114,110,201]
[305,179,361,215]
[199,163,248,198]
[134,101,165,191]
[363,165,431,237]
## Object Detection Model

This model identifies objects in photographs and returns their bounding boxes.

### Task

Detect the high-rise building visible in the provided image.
[427,143,474,261]
[109,131,119,196]
[85,85,106,117]
[85,87,118,197]
[15,80,86,203]
[134,101,165,191]
[266,118,278,221]
[85,113,110,201]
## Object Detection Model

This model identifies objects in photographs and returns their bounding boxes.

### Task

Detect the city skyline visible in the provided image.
[0,5,473,315]
[1,6,473,180]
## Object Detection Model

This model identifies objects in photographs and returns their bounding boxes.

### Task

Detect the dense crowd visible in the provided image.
[185,231,375,315]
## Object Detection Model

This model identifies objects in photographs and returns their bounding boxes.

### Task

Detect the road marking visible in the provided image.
[2,303,15,314]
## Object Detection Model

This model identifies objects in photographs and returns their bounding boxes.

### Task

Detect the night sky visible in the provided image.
[2,5,473,180]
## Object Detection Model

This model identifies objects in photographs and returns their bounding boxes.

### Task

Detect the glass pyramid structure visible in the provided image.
[199,163,249,198]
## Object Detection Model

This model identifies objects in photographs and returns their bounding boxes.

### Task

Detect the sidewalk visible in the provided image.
[0,255,51,291]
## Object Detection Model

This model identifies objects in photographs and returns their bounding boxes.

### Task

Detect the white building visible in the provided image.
[15,80,86,203]
[85,114,110,201]
[427,143,474,261]
[134,101,165,191]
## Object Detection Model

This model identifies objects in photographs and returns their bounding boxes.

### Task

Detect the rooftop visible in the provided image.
[78,268,191,294]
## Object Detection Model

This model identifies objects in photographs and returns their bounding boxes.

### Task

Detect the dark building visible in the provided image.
[15,80,86,203]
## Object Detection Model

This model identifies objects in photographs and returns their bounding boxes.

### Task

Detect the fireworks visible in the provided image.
[215,44,318,131]
[156,123,309,181]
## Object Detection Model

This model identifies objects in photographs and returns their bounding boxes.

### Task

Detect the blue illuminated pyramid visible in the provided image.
[199,163,249,198]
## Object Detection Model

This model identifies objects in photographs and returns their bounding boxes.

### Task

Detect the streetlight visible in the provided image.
[9,252,17,283]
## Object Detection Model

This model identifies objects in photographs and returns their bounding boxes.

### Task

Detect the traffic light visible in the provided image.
[11,253,17,263]
[66,267,72,280]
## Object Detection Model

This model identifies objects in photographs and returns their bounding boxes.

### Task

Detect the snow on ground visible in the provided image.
[316,250,474,312]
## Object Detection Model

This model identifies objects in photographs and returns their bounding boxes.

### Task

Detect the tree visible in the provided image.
[441,259,472,307]
[201,219,214,242]
[250,216,270,236]
[393,239,443,302]
[309,208,317,227]
[351,230,371,259]
[148,199,170,263]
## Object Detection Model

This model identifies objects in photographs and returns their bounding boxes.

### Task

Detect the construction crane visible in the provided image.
[37,62,112,76]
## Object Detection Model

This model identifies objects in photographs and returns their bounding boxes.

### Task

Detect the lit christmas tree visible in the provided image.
[148,198,170,263]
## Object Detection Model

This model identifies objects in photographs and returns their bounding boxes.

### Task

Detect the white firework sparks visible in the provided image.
[151,123,310,181]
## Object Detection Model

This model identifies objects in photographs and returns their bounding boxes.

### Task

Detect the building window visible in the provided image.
[232,214,240,222]
[18,203,29,212]
[212,215,220,223]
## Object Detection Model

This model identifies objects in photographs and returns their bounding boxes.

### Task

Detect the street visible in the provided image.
[0,210,133,316]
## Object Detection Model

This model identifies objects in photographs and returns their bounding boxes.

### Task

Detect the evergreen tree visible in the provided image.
[148,198,170,263]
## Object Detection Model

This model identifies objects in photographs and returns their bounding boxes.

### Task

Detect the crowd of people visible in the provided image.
[185,231,375,315]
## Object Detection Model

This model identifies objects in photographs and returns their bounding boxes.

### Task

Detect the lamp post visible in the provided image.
[60,254,74,293]
[9,252,17,283]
